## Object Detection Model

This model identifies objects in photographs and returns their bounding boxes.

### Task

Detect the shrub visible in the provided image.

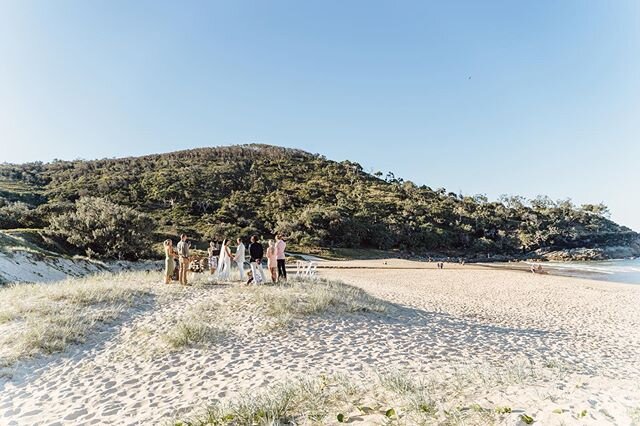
[48,197,155,259]
[0,202,44,229]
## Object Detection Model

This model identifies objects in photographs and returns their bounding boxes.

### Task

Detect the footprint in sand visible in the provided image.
[20,409,42,418]
[101,407,121,417]
[63,407,88,421]
[103,380,117,389]
[100,387,117,397]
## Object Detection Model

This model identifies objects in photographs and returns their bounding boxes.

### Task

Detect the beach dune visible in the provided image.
[1,260,639,425]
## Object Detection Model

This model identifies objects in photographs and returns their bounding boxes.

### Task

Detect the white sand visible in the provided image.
[1,260,639,425]
[0,250,161,285]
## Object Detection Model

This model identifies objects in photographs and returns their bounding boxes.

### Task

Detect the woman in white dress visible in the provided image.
[216,239,232,280]
[234,238,246,281]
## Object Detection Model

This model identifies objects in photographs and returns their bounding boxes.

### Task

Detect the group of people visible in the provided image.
[163,234,288,286]
[530,263,546,274]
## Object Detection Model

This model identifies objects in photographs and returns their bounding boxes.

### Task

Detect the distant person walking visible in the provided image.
[207,241,219,275]
[234,238,246,281]
[163,239,176,284]
[176,234,190,285]
[275,234,287,281]
[247,235,266,284]
[266,239,278,283]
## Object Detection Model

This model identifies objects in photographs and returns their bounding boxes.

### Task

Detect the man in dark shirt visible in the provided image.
[247,235,266,284]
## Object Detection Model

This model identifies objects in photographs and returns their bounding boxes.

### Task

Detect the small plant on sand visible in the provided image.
[440,404,497,426]
[575,409,587,419]
[377,371,440,422]
[495,405,512,414]
[231,384,297,424]
[378,371,422,395]
[332,372,362,398]
[163,321,225,349]
[520,413,535,424]
[162,300,228,350]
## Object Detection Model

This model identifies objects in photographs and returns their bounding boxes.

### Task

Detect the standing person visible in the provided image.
[266,239,277,283]
[176,234,190,286]
[163,239,176,284]
[207,241,218,275]
[234,238,246,281]
[247,235,266,285]
[217,239,232,280]
[275,234,287,281]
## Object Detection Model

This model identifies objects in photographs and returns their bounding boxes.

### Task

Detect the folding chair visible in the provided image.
[306,261,318,277]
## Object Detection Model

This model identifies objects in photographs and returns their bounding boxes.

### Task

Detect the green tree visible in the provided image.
[49,197,155,259]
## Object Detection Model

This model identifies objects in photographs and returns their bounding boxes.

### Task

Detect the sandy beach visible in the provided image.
[1,260,639,425]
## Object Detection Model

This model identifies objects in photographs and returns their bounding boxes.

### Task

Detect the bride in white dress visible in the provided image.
[216,239,232,280]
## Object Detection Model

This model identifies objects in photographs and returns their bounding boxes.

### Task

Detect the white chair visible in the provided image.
[306,261,318,277]
[296,261,318,278]
[295,260,318,277]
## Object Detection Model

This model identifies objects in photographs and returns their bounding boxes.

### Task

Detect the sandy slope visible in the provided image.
[1,261,639,425]
[0,251,160,285]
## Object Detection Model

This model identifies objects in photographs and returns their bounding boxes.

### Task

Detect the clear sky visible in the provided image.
[1,1,638,230]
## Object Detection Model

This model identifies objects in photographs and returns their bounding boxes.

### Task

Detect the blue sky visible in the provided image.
[1,1,638,230]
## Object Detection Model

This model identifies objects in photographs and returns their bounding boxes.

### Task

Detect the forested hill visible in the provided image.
[0,144,637,259]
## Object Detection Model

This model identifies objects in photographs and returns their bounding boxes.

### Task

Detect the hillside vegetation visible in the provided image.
[0,144,636,260]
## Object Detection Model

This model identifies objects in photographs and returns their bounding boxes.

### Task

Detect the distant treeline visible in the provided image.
[0,144,636,259]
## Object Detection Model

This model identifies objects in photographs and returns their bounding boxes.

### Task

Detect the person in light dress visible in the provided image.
[216,239,232,280]
[234,238,246,281]
[266,239,277,283]
[163,239,176,284]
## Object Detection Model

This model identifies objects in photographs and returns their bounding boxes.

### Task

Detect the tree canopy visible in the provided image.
[0,144,636,259]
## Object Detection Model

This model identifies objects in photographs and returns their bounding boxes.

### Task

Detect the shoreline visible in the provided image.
[306,256,640,285]
[476,260,640,285]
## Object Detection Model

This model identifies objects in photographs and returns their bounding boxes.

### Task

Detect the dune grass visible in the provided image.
[233,277,389,329]
[0,271,156,367]
[162,299,228,350]
[0,271,386,363]
[173,362,561,426]
[173,375,362,426]
[158,277,388,350]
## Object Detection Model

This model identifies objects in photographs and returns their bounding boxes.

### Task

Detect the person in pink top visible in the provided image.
[266,239,278,283]
[275,234,287,281]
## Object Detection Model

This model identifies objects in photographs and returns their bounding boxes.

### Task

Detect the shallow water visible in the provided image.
[533,258,640,284]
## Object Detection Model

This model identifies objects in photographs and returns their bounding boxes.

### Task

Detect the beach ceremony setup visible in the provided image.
[1,1,639,425]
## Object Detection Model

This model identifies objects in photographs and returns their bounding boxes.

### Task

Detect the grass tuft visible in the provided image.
[0,271,155,366]
[236,277,388,328]
[175,376,353,425]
